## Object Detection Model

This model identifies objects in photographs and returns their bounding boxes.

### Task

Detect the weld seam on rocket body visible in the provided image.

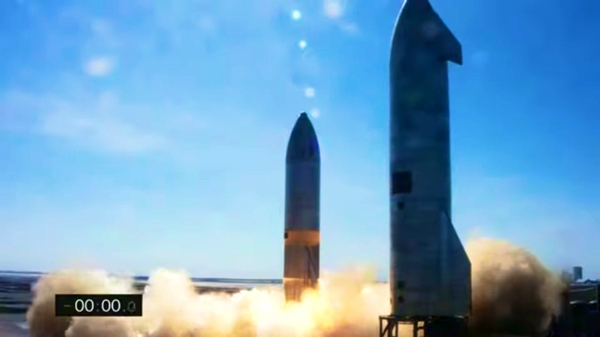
[284,230,320,246]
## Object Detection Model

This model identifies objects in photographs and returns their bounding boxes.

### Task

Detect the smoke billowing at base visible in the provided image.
[27,238,565,337]
[467,238,565,336]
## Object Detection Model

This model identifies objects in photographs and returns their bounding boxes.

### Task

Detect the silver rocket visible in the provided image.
[389,0,471,317]
[283,112,320,302]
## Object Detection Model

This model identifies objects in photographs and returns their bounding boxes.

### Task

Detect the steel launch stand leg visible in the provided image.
[379,316,421,337]
[379,316,399,337]
[379,316,467,337]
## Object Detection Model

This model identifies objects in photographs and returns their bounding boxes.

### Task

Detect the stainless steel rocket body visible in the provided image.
[389,0,471,318]
[283,112,320,302]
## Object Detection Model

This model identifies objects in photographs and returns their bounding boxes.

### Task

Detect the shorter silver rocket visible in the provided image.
[283,112,320,302]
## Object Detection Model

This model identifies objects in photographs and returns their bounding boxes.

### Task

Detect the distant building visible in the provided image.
[552,279,600,336]
[573,266,583,282]
[570,282,599,305]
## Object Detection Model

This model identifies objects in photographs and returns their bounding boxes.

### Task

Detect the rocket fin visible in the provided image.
[440,211,471,316]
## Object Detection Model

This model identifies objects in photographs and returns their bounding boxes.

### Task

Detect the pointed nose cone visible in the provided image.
[286,112,320,163]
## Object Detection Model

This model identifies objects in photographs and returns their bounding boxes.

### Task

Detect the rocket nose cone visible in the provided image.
[286,112,320,162]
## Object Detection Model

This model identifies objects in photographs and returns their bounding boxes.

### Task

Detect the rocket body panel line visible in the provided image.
[389,0,470,318]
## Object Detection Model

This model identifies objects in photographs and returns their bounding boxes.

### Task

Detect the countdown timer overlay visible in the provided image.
[55,294,143,317]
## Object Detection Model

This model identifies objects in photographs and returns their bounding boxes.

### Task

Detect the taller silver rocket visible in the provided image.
[283,112,320,302]
[388,0,471,322]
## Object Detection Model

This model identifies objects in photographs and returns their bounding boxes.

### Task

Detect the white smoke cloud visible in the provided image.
[26,239,565,337]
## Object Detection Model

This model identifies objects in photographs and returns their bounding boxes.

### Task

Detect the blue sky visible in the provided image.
[0,0,598,279]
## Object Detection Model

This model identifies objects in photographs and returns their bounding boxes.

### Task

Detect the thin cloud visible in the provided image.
[322,0,360,36]
[58,11,121,49]
[339,21,360,35]
[84,56,117,77]
[40,112,168,154]
[0,90,168,155]
[90,19,112,38]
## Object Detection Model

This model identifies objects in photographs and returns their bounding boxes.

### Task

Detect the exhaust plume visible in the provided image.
[27,238,564,337]
[468,238,565,336]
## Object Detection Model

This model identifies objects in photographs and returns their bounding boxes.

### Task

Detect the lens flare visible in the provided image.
[291,10,302,21]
